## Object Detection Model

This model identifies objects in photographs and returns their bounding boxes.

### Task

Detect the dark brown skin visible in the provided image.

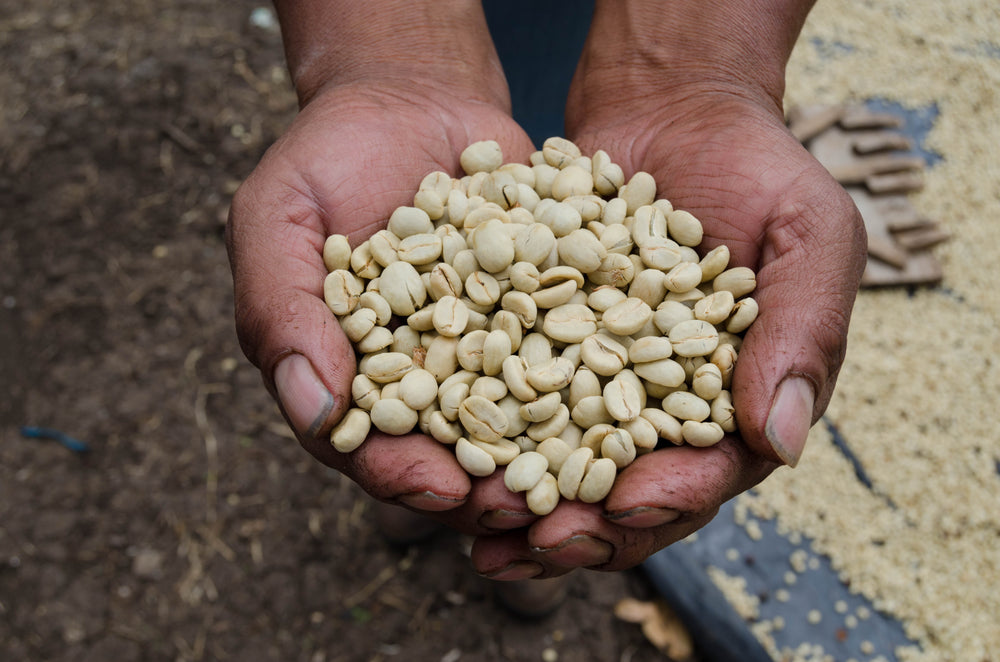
[226,0,865,579]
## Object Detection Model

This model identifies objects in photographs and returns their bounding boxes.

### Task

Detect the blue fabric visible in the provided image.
[483,0,595,148]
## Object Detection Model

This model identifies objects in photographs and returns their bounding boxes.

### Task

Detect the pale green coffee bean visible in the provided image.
[445,189,470,228]
[513,224,556,268]
[551,165,594,200]
[628,268,669,309]
[603,380,642,422]
[542,136,581,169]
[662,391,711,422]
[557,228,607,274]
[726,297,759,333]
[438,382,470,421]
[713,266,757,297]
[341,307,378,343]
[388,326,420,359]
[398,368,438,411]
[579,423,614,454]
[421,334,458,380]
[396,232,441,265]
[678,356,707,382]
[518,333,553,366]
[501,291,538,329]
[526,472,560,515]
[620,172,657,215]
[519,392,563,423]
[710,390,737,433]
[363,352,413,383]
[699,244,730,282]
[465,271,501,306]
[615,369,648,410]
[348,241,381,279]
[557,447,594,500]
[508,204,535,225]
[622,416,658,451]
[460,140,503,175]
[632,358,686,388]
[587,288,628,317]
[589,252,635,287]
[427,262,463,301]
[600,428,637,468]
[497,394,531,437]
[642,407,684,445]
[632,205,668,247]
[370,398,418,435]
[653,300,695,334]
[537,437,573,473]
[578,457,617,503]
[323,234,352,272]
[682,420,725,447]
[359,291,392,326]
[652,198,674,215]
[513,435,539,453]
[458,395,509,443]
[472,219,515,273]
[641,379,673,400]
[508,262,541,294]
[694,290,736,325]
[380,380,401,401]
[330,408,372,453]
[482,329,512,376]
[504,451,550,492]
[565,195,605,222]
[419,170,452,200]
[470,437,520,465]
[481,170,519,209]
[388,206,433,238]
[525,356,575,393]
[628,336,673,363]
[413,189,444,220]
[538,242,560,271]
[430,296,468,338]
[602,297,653,336]
[580,334,629,376]
[405,304,436,332]
[569,366,602,409]
[599,222,633,255]
[717,331,743,353]
[571,395,614,429]
[560,342,583,370]
[531,279,578,309]
[538,201,583,237]
[428,411,462,444]
[464,204,510,231]
[638,236,683,271]
[324,269,363,316]
[526,404,570,442]
[570,155,592,172]
[532,163,559,198]
[451,249,480,282]
[471,376,508,402]
[501,354,537,402]
[664,261,704,293]
[351,374,381,411]
[666,209,704,247]
[378,261,426,316]
[460,296,494,317]
[669,319,720,357]
[542,304,597,343]
[592,150,625,196]
[692,363,723,400]
[602,197,627,225]
[455,437,497,477]
[539,263,586,289]
[355,325,394,354]
[498,162,535,187]
[490,310,523,352]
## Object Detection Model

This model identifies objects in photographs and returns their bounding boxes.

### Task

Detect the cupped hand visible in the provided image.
[226,79,539,528]
[470,90,866,578]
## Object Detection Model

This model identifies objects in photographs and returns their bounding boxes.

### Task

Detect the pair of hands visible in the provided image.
[226,1,866,580]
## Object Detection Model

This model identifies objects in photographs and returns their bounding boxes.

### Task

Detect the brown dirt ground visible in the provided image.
[0,3,672,661]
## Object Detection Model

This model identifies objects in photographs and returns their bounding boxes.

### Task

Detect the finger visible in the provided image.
[469,530,574,581]
[227,167,357,442]
[736,167,866,467]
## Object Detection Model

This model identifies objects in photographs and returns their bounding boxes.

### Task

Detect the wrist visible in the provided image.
[273,0,509,108]
[568,0,815,130]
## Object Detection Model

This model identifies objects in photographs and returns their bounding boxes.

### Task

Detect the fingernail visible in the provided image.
[397,491,463,512]
[765,376,815,468]
[273,354,335,438]
[481,561,544,582]
[534,535,614,567]
[604,507,681,528]
[479,509,538,530]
